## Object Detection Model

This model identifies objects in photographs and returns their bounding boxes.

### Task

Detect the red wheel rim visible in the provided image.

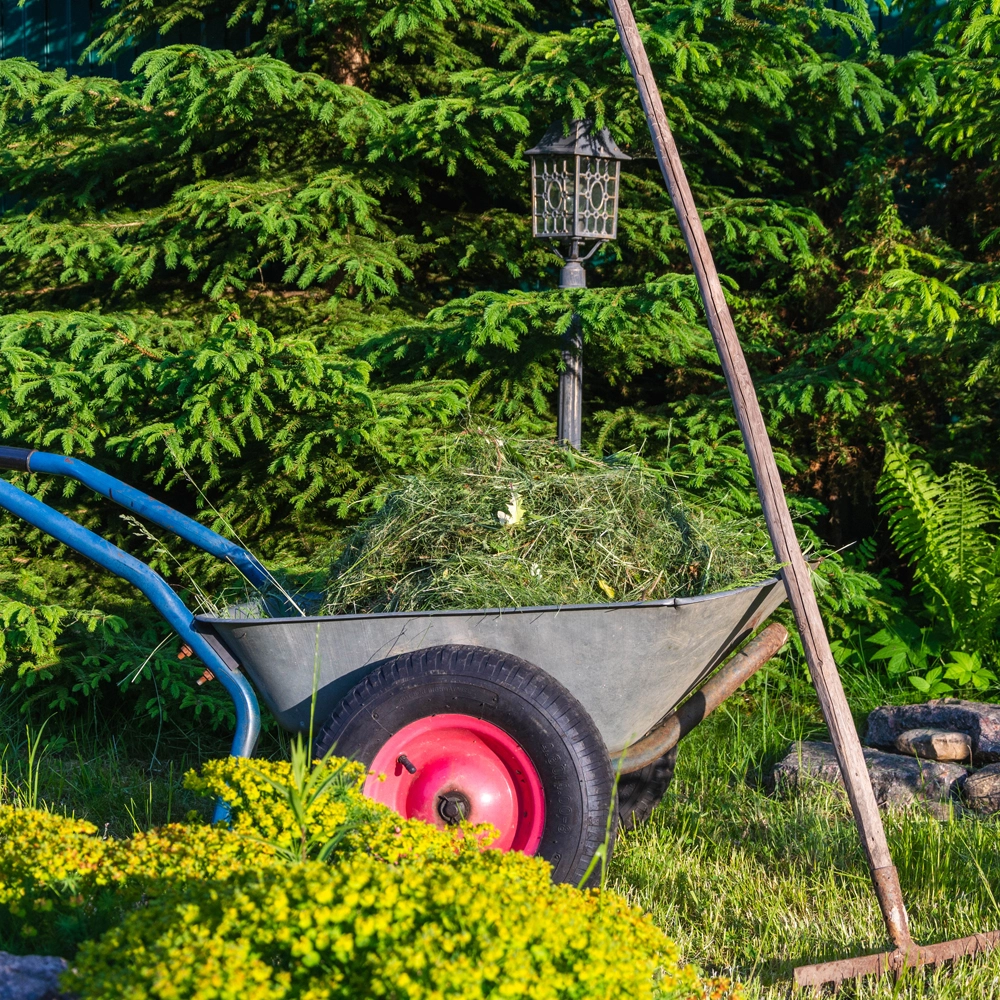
[364,713,546,854]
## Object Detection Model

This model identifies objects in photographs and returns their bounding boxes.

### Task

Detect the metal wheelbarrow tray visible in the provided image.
[0,446,789,885]
[209,581,787,753]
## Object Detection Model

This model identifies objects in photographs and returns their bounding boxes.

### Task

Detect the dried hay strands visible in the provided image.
[323,434,777,615]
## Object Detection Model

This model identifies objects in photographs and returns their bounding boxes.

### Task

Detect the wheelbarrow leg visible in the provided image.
[606,1,998,988]
[195,632,261,824]
[193,631,262,823]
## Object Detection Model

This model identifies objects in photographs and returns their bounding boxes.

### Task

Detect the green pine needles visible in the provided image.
[0,0,999,725]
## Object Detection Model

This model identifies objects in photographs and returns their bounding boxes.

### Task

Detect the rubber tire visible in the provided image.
[616,746,678,831]
[313,644,616,885]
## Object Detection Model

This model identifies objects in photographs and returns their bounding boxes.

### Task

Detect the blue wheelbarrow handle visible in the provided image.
[0,446,271,590]
[0,450,263,821]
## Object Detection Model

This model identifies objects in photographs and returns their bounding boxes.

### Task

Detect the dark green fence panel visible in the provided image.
[0,2,255,76]
[0,0,108,73]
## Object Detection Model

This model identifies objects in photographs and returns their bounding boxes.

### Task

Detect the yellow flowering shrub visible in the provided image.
[184,754,504,866]
[66,853,703,1000]
[0,755,742,999]
[0,808,108,908]
[0,756,472,953]
[0,807,267,950]
[183,756,375,851]
[0,809,268,903]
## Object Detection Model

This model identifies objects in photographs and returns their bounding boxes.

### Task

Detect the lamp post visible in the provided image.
[526,120,630,449]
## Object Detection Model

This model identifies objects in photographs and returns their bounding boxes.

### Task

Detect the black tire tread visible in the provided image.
[616,746,678,831]
[314,644,615,885]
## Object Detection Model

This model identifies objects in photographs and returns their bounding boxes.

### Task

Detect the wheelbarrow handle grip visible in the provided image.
[14,450,272,592]
[0,446,34,471]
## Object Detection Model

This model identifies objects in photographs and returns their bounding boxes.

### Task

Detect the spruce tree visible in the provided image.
[0,0,997,723]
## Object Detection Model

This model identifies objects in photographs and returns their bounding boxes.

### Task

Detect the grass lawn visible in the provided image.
[4,669,1000,996]
[610,675,1000,997]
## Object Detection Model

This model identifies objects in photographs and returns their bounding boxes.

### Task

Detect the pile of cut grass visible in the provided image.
[323,432,778,614]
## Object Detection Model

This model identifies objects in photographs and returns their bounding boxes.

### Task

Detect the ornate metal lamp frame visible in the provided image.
[526,120,630,447]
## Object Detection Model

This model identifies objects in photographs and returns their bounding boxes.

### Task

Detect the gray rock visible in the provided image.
[866,700,1000,763]
[963,763,1000,814]
[895,727,972,763]
[770,740,967,819]
[0,953,69,1000]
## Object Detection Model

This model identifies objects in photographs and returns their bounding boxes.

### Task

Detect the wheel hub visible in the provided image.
[363,713,546,855]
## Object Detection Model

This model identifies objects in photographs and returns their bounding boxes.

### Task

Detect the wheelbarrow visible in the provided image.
[0,446,789,884]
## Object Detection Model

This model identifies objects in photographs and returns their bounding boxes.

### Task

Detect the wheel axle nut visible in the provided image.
[437,790,471,825]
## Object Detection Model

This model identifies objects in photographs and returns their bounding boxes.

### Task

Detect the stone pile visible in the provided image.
[770,698,1000,818]
[865,698,1000,762]
[0,952,71,1000]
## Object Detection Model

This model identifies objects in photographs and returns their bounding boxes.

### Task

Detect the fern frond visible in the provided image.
[879,435,1000,653]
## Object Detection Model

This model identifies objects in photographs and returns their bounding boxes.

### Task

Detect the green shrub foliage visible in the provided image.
[67,853,690,1000]
[866,438,1000,695]
[0,754,734,1000]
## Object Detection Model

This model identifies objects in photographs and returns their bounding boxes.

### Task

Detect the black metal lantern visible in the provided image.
[526,120,630,448]
[527,119,630,254]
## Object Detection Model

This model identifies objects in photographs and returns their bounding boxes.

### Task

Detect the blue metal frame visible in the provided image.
[25,451,273,591]
[0,452,266,821]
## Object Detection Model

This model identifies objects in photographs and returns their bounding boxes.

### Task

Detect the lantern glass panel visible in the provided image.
[532,155,575,238]
[576,157,619,238]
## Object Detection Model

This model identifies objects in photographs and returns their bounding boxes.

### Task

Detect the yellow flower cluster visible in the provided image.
[0,806,267,945]
[0,754,740,1000]
[0,808,272,898]
[183,756,371,850]
[182,755,502,866]
[0,809,106,909]
[67,851,695,1000]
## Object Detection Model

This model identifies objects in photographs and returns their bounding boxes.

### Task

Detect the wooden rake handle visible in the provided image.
[605,0,911,951]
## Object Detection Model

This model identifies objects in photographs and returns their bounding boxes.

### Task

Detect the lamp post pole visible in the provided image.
[557,245,586,450]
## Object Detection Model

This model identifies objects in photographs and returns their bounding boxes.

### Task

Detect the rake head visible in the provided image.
[793,929,1000,992]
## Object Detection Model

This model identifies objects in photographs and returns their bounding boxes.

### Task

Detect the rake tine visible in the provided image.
[793,930,1000,992]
